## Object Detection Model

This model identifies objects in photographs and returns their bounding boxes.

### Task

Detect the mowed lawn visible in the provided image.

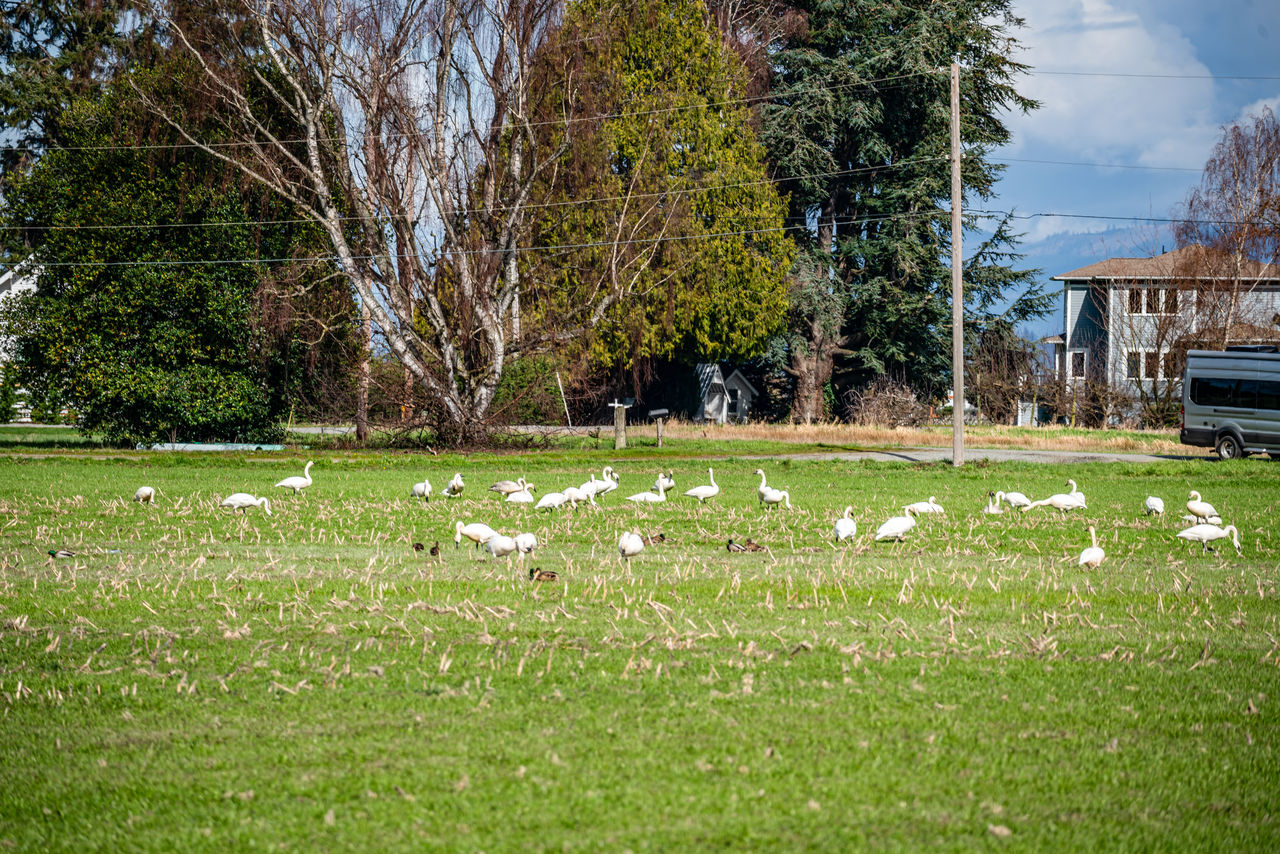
[0,451,1277,851]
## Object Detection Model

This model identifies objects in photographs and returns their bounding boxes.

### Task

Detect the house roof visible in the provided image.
[724,369,759,397]
[1053,245,1280,282]
[694,363,725,399]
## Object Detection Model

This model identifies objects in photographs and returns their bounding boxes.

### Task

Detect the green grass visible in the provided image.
[0,453,1277,851]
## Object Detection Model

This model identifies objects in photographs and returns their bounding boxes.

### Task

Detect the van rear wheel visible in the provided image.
[1215,433,1245,460]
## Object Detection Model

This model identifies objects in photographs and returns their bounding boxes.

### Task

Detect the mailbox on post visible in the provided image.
[648,409,669,447]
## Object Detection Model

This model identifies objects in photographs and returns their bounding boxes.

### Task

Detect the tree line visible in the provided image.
[0,0,1090,443]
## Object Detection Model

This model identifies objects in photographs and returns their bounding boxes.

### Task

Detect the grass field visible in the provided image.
[1,449,1277,851]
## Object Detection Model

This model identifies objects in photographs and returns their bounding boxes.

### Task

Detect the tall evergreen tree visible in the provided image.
[759,0,1049,418]
[523,0,793,390]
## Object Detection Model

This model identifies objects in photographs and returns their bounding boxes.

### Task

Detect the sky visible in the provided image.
[993,0,1280,336]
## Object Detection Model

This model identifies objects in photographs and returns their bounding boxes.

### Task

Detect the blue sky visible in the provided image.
[993,0,1280,337]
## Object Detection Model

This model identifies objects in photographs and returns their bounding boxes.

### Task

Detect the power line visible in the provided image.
[0,69,939,156]
[1032,69,1280,81]
[998,157,1201,173]
[7,207,1269,272]
[0,156,951,232]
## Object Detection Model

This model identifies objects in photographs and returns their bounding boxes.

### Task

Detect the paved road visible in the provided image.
[764,447,1212,465]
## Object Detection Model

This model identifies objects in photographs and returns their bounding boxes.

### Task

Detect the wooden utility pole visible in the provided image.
[950,62,964,467]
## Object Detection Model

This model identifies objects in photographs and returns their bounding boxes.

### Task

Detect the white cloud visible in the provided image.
[1008,0,1218,168]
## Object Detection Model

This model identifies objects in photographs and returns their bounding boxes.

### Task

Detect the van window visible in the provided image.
[1190,377,1236,407]
[1236,379,1260,409]
[1257,380,1280,412]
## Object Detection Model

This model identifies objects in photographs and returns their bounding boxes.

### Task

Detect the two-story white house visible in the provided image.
[1051,246,1280,395]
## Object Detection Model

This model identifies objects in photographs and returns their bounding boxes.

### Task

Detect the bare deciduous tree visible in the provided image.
[141,0,615,443]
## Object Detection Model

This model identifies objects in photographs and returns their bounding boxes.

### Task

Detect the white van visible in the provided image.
[1180,347,1280,459]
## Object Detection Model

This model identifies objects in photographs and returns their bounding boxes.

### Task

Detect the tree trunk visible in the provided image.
[789,337,836,424]
[356,301,371,444]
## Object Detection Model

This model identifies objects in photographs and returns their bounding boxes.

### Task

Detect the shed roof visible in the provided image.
[695,363,725,399]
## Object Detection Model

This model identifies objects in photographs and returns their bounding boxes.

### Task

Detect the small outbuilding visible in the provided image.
[694,363,759,423]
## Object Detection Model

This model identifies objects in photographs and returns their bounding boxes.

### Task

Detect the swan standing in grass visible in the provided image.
[1180,512,1222,526]
[1078,526,1105,568]
[411,477,433,501]
[904,496,944,515]
[834,507,858,541]
[1000,490,1032,510]
[220,493,272,515]
[875,507,917,542]
[514,532,538,555]
[506,481,536,504]
[275,461,314,494]
[442,473,465,498]
[983,492,1004,515]
[626,479,667,504]
[587,467,620,497]
[654,472,675,493]
[1144,495,1164,516]
[684,468,720,503]
[454,520,497,548]
[1023,489,1086,515]
[485,534,519,561]
[1177,523,1241,555]
[1186,490,1218,522]
[133,486,156,504]
[618,531,645,560]
[1066,479,1086,505]
[752,469,791,508]
[489,477,527,496]
[563,485,595,507]
[578,474,603,498]
[535,490,570,510]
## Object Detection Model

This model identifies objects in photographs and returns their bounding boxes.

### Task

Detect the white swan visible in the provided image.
[834,506,858,541]
[514,532,538,554]
[220,493,272,516]
[563,485,595,506]
[454,520,497,548]
[983,492,1004,515]
[442,473,465,497]
[1186,490,1218,522]
[133,486,156,504]
[1177,523,1241,555]
[275,461,314,494]
[1180,512,1222,526]
[752,469,770,501]
[875,507,917,542]
[760,486,792,509]
[684,468,720,503]
[653,471,675,492]
[1143,495,1164,516]
[626,480,667,504]
[1066,479,1085,504]
[506,481,536,503]
[489,477,526,496]
[904,496,944,515]
[535,491,570,510]
[618,531,645,560]
[589,467,621,497]
[485,534,519,560]
[1022,490,1086,515]
[411,477,432,501]
[1000,491,1032,509]
[1078,525,1105,567]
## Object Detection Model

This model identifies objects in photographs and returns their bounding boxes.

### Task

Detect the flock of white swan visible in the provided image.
[123,461,1243,571]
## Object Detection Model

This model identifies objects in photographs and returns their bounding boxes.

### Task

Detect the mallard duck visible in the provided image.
[529,567,559,582]
[47,549,76,559]
[641,532,665,545]
[726,539,747,553]
[743,539,765,552]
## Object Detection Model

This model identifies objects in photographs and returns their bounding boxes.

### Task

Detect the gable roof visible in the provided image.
[724,369,758,397]
[1053,245,1280,282]
[694,363,725,399]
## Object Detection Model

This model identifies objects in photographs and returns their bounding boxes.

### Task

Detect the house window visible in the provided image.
[1126,352,1140,379]
[1128,288,1142,314]
[1127,285,1176,316]
[1070,351,1086,379]
[1164,288,1178,314]
[1144,351,1160,379]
